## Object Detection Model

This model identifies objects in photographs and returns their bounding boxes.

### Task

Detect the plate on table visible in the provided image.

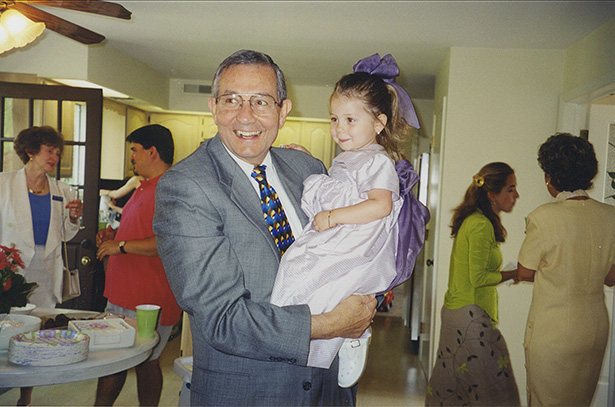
[8,329,90,366]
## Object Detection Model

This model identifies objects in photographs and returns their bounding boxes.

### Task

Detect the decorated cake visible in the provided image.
[68,318,135,349]
[8,329,90,366]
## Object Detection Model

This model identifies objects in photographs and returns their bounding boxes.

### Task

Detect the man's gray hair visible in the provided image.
[211,50,287,101]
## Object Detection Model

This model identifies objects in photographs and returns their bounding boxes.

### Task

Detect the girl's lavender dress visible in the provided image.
[270,144,401,368]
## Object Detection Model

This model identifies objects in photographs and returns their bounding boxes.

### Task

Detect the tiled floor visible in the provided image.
[358,315,428,406]
[0,314,427,406]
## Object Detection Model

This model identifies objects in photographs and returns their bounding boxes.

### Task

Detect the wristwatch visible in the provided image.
[118,240,127,254]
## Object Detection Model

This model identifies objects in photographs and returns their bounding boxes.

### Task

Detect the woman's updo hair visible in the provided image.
[14,126,64,164]
[450,162,515,242]
[537,133,597,192]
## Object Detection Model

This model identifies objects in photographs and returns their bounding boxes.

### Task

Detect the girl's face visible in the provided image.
[329,94,386,151]
[489,174,519,214]
[29,144,61,173]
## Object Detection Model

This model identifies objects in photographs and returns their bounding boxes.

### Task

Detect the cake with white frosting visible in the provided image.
[8,329,90,366]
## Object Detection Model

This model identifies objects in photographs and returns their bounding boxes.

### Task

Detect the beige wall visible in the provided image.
[432,47,566,405]
[563,17,615,101]
[0,33,168,110]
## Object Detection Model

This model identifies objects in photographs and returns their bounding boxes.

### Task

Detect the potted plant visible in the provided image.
[0,244,37,314]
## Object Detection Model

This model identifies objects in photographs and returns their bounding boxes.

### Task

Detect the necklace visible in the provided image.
[27,179,48,195]
[25,166,48,195]
[28,187,45,194]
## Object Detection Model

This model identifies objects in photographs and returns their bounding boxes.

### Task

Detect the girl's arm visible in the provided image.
[312,188,392,232]
[100,176,143,199]
[107,199,123,214]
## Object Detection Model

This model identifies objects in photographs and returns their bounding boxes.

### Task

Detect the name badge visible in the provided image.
[52,195,63,202]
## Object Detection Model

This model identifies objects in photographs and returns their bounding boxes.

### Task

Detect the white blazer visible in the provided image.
[0,167,79,303]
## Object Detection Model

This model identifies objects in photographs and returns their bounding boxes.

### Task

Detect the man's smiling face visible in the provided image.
[208,64,292,166]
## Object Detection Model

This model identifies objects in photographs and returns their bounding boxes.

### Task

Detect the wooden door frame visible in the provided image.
[0,81,103,310]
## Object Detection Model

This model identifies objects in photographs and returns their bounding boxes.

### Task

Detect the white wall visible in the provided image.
[0,31,169,110]
[432,47,566,405]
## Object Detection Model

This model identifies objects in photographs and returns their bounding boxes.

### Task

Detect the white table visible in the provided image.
[0,310,158,387]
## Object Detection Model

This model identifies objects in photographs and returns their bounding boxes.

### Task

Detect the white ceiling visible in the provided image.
[31,1,615,99]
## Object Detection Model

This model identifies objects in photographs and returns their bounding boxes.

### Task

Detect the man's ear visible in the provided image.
[278,99,293,129]
[208,97,218,124]
[147,146,158,160]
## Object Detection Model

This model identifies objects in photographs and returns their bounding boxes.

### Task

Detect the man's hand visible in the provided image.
[96,240,121,260]
[311,294,377,339]
[96,226,116,247]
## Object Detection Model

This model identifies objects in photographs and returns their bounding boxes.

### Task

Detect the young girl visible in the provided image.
[270,54,429,387]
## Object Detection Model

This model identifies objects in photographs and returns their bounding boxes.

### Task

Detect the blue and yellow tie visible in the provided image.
[251,165,295,255]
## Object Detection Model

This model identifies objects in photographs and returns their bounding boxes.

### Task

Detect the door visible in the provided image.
[419,96,446,377]
[409,152,430,349]
[587,101,615,407]
[0,81,102,311]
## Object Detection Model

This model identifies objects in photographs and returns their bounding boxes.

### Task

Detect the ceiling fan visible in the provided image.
[1,0,131,45]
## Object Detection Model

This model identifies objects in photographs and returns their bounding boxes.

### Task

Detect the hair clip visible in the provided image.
[473,174,484,187]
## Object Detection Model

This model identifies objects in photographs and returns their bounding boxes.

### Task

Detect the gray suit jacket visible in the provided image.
[154,136,347,406]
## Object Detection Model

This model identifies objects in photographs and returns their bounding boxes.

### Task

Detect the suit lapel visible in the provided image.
[12,168,35,248]
[207,137,280,257]
[271,149,309,227]
[46,177,65,257]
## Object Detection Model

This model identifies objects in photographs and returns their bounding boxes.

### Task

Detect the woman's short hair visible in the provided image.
[14,126,64,164]
[538,133,597,192]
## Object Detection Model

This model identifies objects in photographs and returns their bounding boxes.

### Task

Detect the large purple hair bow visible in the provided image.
[353,53,420,129]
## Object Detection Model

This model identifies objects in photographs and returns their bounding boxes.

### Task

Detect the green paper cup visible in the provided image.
[136,304,160,338]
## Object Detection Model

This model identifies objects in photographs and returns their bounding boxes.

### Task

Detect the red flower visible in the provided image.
[0,244,36,313]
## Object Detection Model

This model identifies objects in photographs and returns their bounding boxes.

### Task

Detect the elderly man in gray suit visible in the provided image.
[153,50,376,406]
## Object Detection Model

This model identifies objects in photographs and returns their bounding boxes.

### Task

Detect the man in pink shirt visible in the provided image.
[95,124,181,406]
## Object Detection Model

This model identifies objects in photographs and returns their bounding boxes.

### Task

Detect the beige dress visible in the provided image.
[518,197,615,406]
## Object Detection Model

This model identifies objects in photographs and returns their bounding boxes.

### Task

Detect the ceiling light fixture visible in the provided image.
[0,7,45,54]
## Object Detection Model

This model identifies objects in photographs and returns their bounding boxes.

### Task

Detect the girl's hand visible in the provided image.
[66,199,83,223]
[282,143,312,155]
[313,210,336,232]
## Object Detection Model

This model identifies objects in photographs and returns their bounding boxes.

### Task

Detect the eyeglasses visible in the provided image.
[215,93,283,115]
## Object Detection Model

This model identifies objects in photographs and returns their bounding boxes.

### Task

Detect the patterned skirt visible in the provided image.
[425,305,520,406]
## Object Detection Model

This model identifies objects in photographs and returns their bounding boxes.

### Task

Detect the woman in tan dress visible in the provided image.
[518,133,615,406]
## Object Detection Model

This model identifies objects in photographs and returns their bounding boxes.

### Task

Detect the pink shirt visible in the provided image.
[104,174,181,326]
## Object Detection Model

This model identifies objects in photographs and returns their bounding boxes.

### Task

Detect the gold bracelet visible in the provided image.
[327,210,332,229]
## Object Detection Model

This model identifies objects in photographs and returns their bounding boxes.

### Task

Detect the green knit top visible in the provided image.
[444,210,503,322]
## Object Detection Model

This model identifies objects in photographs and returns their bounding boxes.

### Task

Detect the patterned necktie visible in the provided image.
[251,165,295,255]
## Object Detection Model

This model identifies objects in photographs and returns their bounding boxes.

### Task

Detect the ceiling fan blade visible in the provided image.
[20,1,132,20]
[11,2,105,44]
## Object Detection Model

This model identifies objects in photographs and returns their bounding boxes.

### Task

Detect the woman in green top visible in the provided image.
[426,162,520,406]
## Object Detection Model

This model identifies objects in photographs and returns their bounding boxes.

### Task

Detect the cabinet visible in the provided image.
[106,105,335,176]
[150,113,202,163]
[275,118,334,168]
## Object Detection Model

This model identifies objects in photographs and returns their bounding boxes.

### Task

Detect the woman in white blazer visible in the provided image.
[0,126,83,405]
[0,126,83,307]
